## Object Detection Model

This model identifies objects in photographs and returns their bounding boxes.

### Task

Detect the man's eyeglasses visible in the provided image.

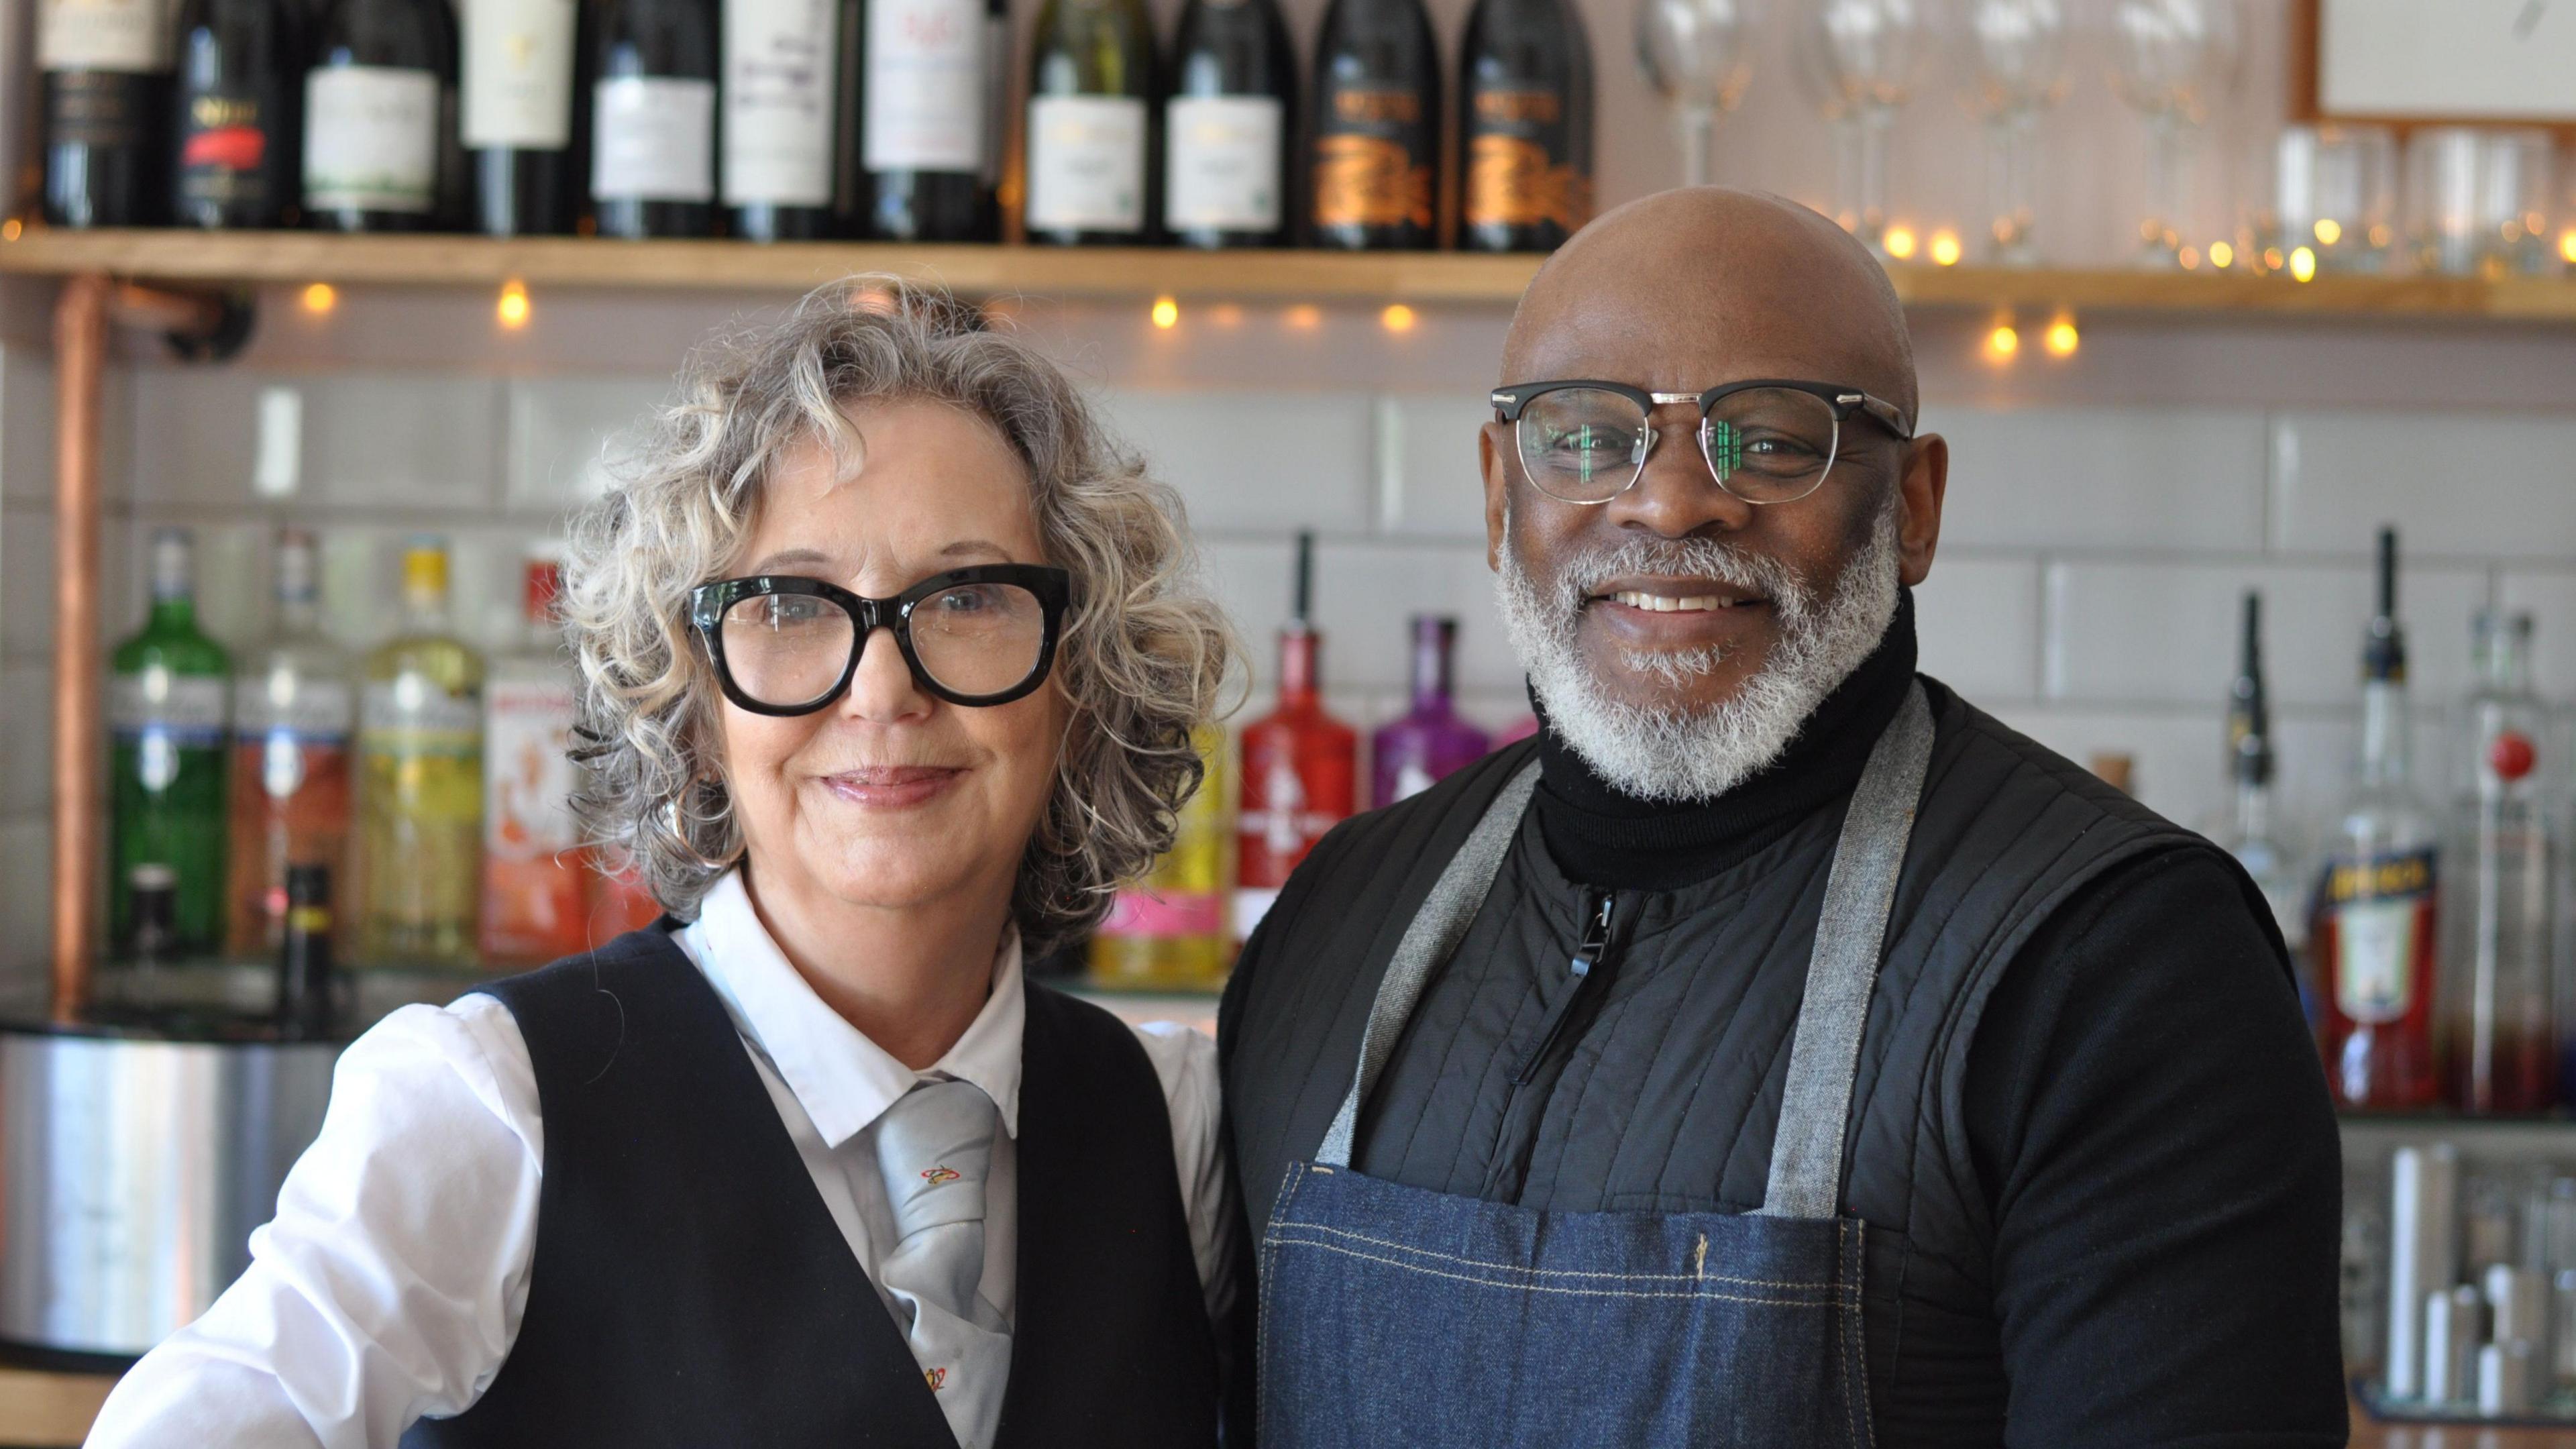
[1489,378,1915,508]
[688,565,1071,715]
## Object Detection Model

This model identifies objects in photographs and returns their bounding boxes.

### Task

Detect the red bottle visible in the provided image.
[1235,533,1357,945]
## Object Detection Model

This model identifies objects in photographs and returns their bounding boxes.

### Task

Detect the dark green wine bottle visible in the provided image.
[1165,0,1293,248]
[1309,0,1439,250]
[1024,0,1159,245]
[1458,0,1589,252]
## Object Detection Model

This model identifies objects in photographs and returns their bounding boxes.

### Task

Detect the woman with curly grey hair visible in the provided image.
[91,280,1243,1449]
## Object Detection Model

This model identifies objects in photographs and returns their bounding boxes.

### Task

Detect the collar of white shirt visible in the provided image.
[680,869,1026,1150]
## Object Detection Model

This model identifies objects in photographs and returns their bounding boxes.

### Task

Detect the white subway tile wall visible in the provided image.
[5,337,2576,973]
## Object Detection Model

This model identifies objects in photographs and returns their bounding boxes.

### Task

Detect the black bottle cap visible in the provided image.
[2363,525,2406,683]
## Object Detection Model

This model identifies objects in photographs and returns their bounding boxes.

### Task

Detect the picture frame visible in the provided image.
[2292,0,2576,138]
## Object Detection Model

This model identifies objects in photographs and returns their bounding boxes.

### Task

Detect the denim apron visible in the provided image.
[1256,684,1935,1449]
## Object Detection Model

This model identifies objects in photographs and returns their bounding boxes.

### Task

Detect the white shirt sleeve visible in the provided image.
[85,997,545,1449]
[1126,1022,1240,1328]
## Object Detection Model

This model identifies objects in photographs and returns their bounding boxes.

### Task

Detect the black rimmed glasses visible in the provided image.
[688,565,1072,715]
[1489,378,1915,506]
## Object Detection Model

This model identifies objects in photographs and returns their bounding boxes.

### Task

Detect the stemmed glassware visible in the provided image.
[2110,0,2241,268]
[1961,0,2068,266]
[1635,0,1760,189]
[1798,0,1931,258]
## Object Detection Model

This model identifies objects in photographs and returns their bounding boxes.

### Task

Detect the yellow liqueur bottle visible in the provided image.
[356,538,486,969]
[1090,724,1234,989]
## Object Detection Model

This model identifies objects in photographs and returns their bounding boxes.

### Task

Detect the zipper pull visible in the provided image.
[1514,891,1618,1086]
[1571,891,1615,978]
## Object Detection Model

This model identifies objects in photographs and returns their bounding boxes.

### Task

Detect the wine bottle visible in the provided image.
[172,0,302,227]
[1234,533,1357,945]
[1309,0,1439,250]
[590,0,719,237]
[1164,0,1293,248]
[724,0,839,240]
[461,0,579,235]
[303,0,451,230]
[110,529,231,957]
[862,0,1002,241]
[40,0,176,227]
[1024,0,1158,246]
[1457,0,1589,253]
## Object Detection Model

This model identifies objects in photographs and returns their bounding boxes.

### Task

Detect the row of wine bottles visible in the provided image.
[37,0,1593,251]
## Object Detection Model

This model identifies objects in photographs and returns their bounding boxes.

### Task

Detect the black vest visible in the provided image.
[407,928,1220,1448]
[1222,678,2255,1442]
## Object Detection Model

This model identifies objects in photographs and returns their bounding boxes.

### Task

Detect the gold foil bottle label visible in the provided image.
[1313,134,1433,230]
[1464,133,1590,231]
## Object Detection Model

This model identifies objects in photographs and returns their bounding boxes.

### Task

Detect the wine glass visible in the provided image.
[1961,0,2068,266]
[2110,0,2241,267]
[1635,0,1760,189]
[1797,0,1931,257]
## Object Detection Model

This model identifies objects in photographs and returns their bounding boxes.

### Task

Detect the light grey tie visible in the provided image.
[873,1077,1012,1449]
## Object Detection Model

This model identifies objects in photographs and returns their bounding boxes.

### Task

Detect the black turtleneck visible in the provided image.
[1535,591,1920,892]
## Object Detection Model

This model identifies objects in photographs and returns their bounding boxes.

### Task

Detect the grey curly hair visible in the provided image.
[561,277,1236,955]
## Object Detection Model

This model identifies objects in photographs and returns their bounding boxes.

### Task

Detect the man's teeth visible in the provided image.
[1611,590,1738,612]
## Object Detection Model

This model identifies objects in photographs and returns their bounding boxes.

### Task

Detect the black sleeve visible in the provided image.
[1966,849,2349,1448]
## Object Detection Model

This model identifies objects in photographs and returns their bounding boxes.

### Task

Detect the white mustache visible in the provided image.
[1556,537,1813,623]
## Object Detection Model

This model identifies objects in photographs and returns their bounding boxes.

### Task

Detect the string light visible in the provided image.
[2262,246,2285,272]
[1210,303,1244,327]
[2313,218,2343,246]
[0,219,19,242]
[1380,304,1417,333]
[1283,304,1322,331]
[496,280,531,330]
[1986,321,2021,360]
[2043,317,2079,358]
[2289,246,2318,282]
[1882,225,1919,261]
[1150,294,1179,329]
[2177,244,2202,270]
[2559,229,2576,265]
[1928,230,1962,267]
[300,282,337,315]
[2208,240,2236,269]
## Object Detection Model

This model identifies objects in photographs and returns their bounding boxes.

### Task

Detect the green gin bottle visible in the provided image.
[110,528,233,955]
[355,537,486,969]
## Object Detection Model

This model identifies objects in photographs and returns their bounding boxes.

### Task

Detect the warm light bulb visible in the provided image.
[2208,240,2235,269]
[2262,247,2285,272]
[2560,229,2576,264]
[1150,295,1179,329]
[1283,305,1321,331]
[1381,304,1417,333]
[2043,319,2079,358]
[1928,230,1962,267]
[1987,323,2021,359]
[496,280,531,330]
[300,282,337,315]
[1882,225,1919,261]
[2177,244,2202,270]
[2289,246,2318,282]
[1211,303,1244,327]
[2313,217,2343,246]
[0,219,19,242]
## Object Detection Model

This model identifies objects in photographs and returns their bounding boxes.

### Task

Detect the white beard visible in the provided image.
[1494,502,1903,803]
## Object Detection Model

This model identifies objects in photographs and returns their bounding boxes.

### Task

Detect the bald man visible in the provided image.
[1219,191,2345,1447]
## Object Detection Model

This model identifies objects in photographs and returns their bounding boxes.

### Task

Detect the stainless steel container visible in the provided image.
[0,1019,339,1357]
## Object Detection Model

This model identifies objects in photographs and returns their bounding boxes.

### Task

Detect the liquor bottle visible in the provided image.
[1234,533,1357,943]
[303,0,452,230]
[1372,615,1489,808]
[2314,528,2443,1110]
[40,0,176,226]
[356,538,486,969]
[726,0,840,241]
[1164,0,1293,248]
[2443,610,2557,1114]
[1456,0,1589,253]
[862,0,1001,241]
[1024,0,1159,246]
[109,529,231,957]
[276,862,337,1038]
[2212,593,2310,1016]
[171,0,303,227]
[590,0,718,237]
[461,0,579,235]
[481,558,592,967]
[1308,0,1438,250]
[1090,724,1232,988]
[227,528,356,959]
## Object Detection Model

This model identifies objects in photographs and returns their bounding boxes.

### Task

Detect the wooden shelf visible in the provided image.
[7,226,2576,321]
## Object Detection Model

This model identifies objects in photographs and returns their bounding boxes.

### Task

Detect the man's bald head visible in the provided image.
[1501,189,1917,425]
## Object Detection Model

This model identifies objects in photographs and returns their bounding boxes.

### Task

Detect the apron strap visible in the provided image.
[1317,760,1544,1169]
[1757,681,1936,1220]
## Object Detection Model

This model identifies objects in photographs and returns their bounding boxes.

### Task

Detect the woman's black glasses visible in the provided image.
[688,565,1071,715]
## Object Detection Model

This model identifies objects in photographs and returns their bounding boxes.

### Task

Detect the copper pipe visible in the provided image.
[52,274,111,1023]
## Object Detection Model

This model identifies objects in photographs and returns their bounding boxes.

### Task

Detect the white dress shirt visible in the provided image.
[87,871,1236,1449]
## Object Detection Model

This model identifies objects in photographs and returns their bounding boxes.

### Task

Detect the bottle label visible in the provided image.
[178,85,272,205]
[1464,87,1588,232]
[462,0,577,149]
[2322,847,2436,1024]
[232,676,354,739]
[1165,95,1281,232]
[1024,95,1145,233]
[112,672,227,740]
[863,0,986,173]
[725,0,836,205]
[361,678,483,750]
[39,0,172,73]
[1097,888,1226,939]
[303,66,439,213]
[484,677,580,859]
[1312,89,1432,231]
[45,70,152,148]
[592,75,717,202]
